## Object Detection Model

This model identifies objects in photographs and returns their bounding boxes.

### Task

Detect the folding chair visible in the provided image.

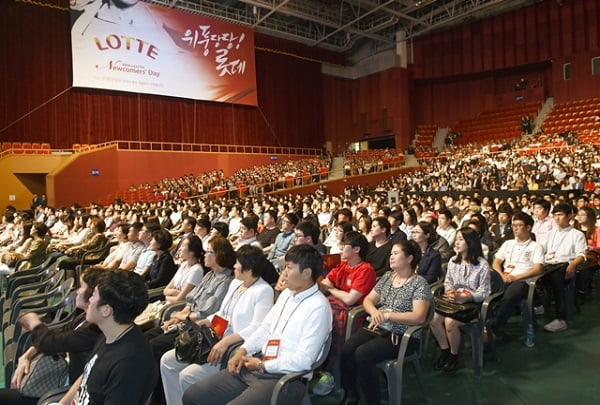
[270,332,332,405]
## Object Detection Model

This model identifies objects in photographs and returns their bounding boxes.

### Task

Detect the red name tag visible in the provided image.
[263,339,281,360]
[211,315,228,338]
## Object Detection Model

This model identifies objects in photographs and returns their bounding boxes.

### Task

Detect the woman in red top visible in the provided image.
[574,206,600,295]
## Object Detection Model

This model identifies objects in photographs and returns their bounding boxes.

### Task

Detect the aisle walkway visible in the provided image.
[312,295,600,405]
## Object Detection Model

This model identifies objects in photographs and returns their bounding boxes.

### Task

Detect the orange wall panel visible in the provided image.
[48,148,312,206]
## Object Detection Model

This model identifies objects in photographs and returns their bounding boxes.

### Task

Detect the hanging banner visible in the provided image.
[70,0,257,105]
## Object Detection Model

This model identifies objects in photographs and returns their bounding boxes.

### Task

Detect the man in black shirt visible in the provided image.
[59,270,157,405]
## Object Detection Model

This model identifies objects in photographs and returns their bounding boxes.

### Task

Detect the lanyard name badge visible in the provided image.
[263,339,281,361]
[264,289,318,361]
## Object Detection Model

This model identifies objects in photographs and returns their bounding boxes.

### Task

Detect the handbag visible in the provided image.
[19,353,69,398]
[433,296,480,323]
[174,321,220,364]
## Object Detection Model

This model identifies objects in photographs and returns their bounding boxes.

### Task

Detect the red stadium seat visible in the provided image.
[12,142,23,154]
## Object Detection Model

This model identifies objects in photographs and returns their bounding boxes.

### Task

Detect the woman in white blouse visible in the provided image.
[162,235,205,304]
[160,245,274,405]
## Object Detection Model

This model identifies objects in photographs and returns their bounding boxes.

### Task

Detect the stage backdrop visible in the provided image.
[70,0,257,106]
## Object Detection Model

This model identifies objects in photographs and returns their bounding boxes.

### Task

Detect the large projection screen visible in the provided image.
[70,0,257,106]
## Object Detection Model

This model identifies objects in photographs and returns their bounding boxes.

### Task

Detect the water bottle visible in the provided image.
[525,323,535,348]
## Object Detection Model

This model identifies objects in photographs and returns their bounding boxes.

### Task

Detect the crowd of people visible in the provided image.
[2,130,600,404]
[127,156,332,200]
[343,149,406,176]
[377,134,600,193]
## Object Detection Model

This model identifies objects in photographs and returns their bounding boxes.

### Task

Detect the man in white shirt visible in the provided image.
[488,212,544,336]
[539,203,587,332]
[182,244,332,405]
[531,198,554,241]
[436,208,456,247]
[228,205,243,236]
[132,222,160,277]
[117,222,145,271]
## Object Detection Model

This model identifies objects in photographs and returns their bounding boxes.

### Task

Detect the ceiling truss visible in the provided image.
[148,0,541,55]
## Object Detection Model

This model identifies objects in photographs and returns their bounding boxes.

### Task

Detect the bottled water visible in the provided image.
[525,323,535,348]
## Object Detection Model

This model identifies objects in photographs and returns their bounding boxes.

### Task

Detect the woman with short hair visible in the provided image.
[160,245,274,405]
[147,229,177,289]
[340,239,432,405]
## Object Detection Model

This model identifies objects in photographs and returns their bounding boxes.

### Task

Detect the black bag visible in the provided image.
[433,296,480,323]
[174,321,220,364]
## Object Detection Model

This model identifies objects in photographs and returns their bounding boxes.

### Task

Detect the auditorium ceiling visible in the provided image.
[148,0,544,56]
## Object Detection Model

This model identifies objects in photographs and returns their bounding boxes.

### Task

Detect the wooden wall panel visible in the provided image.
[536,6,550,61]
[0,1,328,151]
[323,76,354,154]
[503,14,515,68]
[514,9,527,66]
[560,3,574,57]
[586,0,600,50]
[413,0,600,79]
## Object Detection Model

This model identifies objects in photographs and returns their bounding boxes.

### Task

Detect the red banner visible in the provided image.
[70,0,257,105]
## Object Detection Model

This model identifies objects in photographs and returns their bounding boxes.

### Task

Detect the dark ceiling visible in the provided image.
[147,0,545,57]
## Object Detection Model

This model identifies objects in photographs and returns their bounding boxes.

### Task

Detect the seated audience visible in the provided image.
[539,203,587,333]
[366,217,393,277]
[327,221,354,255]
[314,231,376,395]
[144,236,235,376]
[267,213,298,265]
[487,212,544,338]
[412,221,443,284]
[340,239,432,405]
[573,206,600,294]
[0,222,49,273]
[147,229,178,289]
[57,270,158,404]
[257,209,280,251]
[181,244,332,405]
[0,267,104,405]
[160,245,274,405]
[162,234,205,304]
[57,216,107,271]
[430,227,491,373]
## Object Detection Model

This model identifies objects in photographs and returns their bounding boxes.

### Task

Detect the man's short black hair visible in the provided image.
[184,216,197,229]
[196,215,211,231]
[241,215,259,233]
[284,212,299,226]
[533,198,551,212]
[552,203,573,215]
[341,231,369,260]
[296,220,320,245]
[512,212,534,228]
[373,216,391,237]
[97,270,148,324]
[284,244,323,282]
[388,210,404,224]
